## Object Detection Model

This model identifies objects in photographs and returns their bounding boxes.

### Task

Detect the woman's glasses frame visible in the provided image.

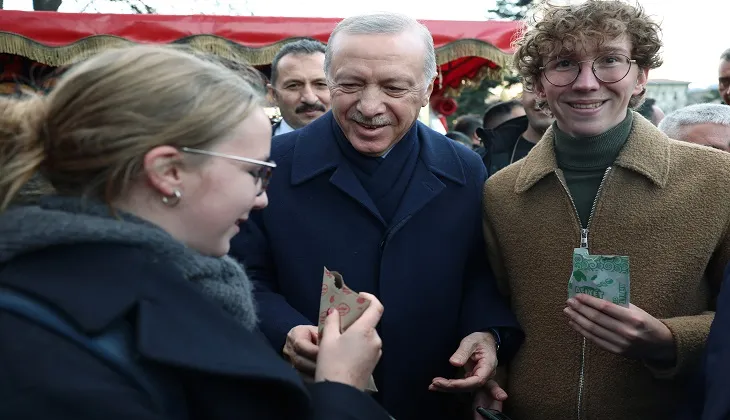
[181,147,276,196]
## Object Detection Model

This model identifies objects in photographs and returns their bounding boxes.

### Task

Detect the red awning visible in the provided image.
[0,10,522,96]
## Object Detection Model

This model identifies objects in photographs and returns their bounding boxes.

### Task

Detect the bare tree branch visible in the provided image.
[108,0,156,14]
[79,0,95,12]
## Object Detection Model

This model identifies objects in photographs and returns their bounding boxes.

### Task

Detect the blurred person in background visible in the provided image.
[658,103,730,152]
[718,48,730,105]
[475,100,526,163]
[636,97,664,125]
[452,114,483,148]
[481,100,525,130]
[269,39,330,136]
[476,90,553,176]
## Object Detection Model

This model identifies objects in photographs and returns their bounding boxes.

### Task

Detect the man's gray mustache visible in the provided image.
[348,113,392,127]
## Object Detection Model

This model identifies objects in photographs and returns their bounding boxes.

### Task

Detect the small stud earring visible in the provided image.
[161,189,182,207]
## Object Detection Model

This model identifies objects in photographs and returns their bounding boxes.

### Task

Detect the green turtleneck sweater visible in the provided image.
[554,111,633,228]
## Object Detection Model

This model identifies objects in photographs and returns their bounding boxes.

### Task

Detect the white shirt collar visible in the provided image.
[274,119,295,136]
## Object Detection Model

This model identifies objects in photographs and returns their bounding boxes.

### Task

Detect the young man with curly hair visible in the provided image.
[481,1,730,418]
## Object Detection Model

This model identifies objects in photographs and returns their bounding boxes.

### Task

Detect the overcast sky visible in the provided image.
[3,0,726,88]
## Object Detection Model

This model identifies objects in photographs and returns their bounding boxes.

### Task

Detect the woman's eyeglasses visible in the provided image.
[181,147,276,196]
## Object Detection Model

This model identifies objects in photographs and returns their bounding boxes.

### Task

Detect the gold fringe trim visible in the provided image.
[0,32,513,97]
[178,35,314,66]
[439,66,509,98]
[0,31,514,70]
[0,32,320,66]
[434,39,514,97]
[435,38,512,69]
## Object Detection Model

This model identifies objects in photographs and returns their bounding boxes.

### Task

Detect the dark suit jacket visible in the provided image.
[0,243,390,420]
[231,111,521,420]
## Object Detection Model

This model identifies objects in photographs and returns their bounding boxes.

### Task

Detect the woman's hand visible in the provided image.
[315,293,384,390]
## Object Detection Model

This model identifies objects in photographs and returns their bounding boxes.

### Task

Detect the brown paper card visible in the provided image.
[318,267,378,392]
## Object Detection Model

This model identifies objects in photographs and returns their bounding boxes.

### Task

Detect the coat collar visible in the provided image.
[514,111,671,193]
[290,111,466,187]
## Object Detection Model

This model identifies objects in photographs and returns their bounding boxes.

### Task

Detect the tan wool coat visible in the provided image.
[483,113,730,420]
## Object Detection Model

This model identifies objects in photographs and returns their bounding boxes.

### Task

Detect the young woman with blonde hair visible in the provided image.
[0,45,388,420]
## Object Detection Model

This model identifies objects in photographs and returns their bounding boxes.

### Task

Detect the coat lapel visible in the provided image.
[614,113,670,188]
[389,161,445,226]
[390,123,466,226]
[290,112,385,224]
[328,164,385,225]
[514,125,559,193]
[291,115,468,227]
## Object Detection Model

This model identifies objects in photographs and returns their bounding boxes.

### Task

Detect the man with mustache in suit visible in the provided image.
[269,39,331,136]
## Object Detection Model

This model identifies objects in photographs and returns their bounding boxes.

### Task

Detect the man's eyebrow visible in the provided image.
[596,46,631,55]
[553,47,630,59]
[279,77,303,85]
[334,73,365,81]
[380,77,414,86]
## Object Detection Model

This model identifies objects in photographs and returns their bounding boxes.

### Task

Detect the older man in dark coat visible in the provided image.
[231,12,521,420]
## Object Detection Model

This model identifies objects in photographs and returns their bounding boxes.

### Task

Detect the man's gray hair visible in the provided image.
[658,103,730,139]
[270,39,326,86]
[324,13,438,86]
[721,48,730,62]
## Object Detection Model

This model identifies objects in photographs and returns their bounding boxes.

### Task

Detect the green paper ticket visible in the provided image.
[568,248,630,307]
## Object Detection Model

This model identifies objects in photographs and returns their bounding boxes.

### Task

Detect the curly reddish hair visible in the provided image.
[513,0,663,108]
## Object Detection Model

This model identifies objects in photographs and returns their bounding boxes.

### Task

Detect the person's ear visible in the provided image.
[633,68,649,96]
[422,78,436,108]
[142,145,185,198]
[267,83,278,106]
[533,78,547,100]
